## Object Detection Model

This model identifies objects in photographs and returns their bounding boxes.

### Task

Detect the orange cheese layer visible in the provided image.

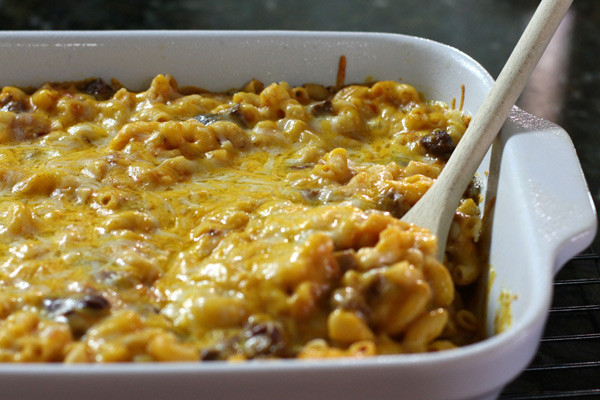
[0,75,481,362]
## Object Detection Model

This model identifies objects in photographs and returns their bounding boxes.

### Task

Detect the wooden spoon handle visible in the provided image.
[401,0,573,260]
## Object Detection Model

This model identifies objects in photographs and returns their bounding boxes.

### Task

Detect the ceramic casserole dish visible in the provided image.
[0,31,596,400]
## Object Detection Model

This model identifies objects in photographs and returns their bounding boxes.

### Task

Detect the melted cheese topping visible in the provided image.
[0,75,482,362]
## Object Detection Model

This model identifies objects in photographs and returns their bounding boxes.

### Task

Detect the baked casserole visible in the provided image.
[0,71,483,362]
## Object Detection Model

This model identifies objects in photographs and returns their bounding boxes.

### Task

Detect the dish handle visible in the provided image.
[500,107,597,274]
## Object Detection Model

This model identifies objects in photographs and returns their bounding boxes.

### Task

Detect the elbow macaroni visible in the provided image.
[0,73,483,362]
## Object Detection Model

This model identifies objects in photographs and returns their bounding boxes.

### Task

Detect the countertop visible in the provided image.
[1,0,598,398]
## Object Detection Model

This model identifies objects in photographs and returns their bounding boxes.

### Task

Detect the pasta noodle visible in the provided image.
[0,73,484,362]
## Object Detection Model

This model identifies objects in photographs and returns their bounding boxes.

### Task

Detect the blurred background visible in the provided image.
[1,0,599,397]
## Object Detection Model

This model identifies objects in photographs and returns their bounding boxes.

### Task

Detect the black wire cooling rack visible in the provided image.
[500,247,600,399]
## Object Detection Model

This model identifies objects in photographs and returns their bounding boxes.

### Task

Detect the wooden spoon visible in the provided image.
[400,0,574,260]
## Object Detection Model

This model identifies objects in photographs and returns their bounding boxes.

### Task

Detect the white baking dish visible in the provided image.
[0,31,596,400]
